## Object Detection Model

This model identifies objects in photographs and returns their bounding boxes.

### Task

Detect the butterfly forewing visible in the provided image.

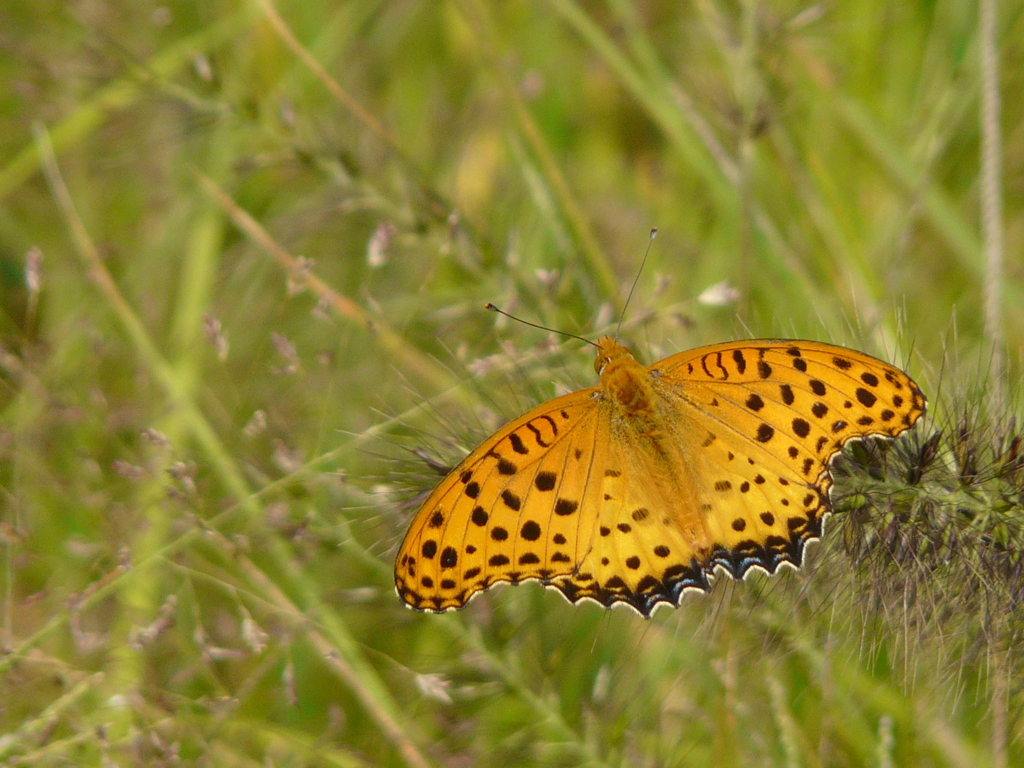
[395,391,604,612]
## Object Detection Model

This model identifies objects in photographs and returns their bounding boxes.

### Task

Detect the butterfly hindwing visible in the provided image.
[553,433,714,614]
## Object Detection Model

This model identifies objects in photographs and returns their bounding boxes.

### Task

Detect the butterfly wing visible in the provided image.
[651,340,926,569]
[552,339,925,617]
[551,429,716,614]
[395,387,609,612]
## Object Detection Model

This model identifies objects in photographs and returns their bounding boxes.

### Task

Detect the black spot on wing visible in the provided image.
[713,352,728,378]
[856,388,877,407]
[520,520,541,540]
[535,471,557,491]
[780,384,795,404]
[526,422,550,448]
[700,355,714,379]
[440,547,458,569]
[554,498,578,516]
[732,349,747,374]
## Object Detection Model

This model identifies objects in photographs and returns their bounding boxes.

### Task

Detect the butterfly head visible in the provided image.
[594,336,636,374]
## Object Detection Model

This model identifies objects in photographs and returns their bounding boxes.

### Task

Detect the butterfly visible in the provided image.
[395,336,926,617]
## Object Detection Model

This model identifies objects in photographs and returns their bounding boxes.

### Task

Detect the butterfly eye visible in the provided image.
[595,356,610,374]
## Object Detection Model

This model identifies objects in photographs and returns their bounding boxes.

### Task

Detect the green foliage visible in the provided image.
[1,0,1022,765]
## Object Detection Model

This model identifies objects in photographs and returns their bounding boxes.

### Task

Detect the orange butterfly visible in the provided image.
[395,336,925,617]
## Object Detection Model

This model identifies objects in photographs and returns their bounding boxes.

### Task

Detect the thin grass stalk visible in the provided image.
[555,0,829,324]
[339,518,614,767]
[34,127,435,768]
[460,0,618,299]
[552,0,733,206]
[979,0,1005,397]
[35,124,195,720]
[877,714,894,768]
[194,525,437,768]
[789,45,1024,330]
[0,388,442,677]
[0,672,102,761]
[1,730,97,767]
[991,642,1008,768]
[193,171,458,397]
[758,592,987,767]
[0,7,252,200]
[257,0,396,154]
[167,125,231,369]
[767,675,805,768]
[257,0,453,220]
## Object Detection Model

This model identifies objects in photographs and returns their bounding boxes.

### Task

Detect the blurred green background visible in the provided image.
[1,0,1022,765]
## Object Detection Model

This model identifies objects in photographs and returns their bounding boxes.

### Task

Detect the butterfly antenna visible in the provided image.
[485,303,599,349]
[616,227,658,341]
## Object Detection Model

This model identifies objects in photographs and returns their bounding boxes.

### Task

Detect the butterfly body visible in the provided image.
[396,337,925,617]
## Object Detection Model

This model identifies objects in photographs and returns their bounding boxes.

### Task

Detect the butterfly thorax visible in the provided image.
[595,337,655,418]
